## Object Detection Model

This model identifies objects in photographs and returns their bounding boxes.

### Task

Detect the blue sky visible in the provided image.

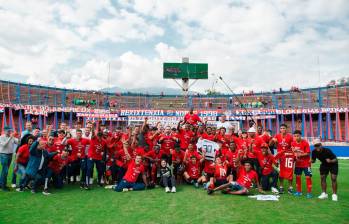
[0,0,348,93]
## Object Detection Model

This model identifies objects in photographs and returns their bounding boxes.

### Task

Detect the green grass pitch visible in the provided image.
[0,160,348,224]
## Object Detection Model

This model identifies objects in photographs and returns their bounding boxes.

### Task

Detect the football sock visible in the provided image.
[306,176,312,193]
[296,176,302,192]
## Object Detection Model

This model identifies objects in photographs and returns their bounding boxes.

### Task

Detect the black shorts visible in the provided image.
[320,164,338,175]
[215,179,228,187]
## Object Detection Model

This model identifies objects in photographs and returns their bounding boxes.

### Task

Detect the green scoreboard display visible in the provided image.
[163,63,208,79]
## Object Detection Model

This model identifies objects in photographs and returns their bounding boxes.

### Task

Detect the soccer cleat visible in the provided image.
[287,188,294,195]
[122,188,129,192]
[165,187,170,193]
[194,182,199,188]
[306,193,313,199]
[11,184,16,188]
[293,192,302,197]
[207,188,214,195]
[318,192,328,199]
[42,189,51,196]
[84,185,90,190]
[171,187,176,193]
[271,187,279,194]
[16,188,23,192]
[332,194,338,201]
[279,187,284,194]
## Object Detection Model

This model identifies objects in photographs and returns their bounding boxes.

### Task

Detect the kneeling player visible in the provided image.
[207,160,264,195]
[207,157,231,191]
[183,156,205,187]
[114,155,148,192]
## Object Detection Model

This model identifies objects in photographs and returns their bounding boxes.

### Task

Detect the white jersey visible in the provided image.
[196,139,220,161]
[217,121,233,131]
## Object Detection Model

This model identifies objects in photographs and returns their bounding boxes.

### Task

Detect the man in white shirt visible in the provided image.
[0,126,19,191]
[216,115,233,131]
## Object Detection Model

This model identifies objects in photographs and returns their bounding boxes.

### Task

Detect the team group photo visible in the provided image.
[0,0,348,224]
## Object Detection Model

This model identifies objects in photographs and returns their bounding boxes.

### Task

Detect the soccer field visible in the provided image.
[1,161,348,224]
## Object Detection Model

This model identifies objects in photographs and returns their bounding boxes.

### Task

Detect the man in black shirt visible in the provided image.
[311,142,338,201]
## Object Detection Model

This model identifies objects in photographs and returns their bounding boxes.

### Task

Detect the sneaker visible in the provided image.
[279,187,284,194]
[84,185,90,190]
[207,189,214,195]
[165,187,170,193]
[306,193,313,199]
[42,189,51,196]
[16,188,23,192]
[104,185,114,189]
[11,184,16,188]
[271,187,279,194]
[318,192,328,199]
[288,188,294,194]
[171,187,176,193]
[332,194,338,201]
[293,192,302,197]
[122,188,129,192]
[128,188,133,191]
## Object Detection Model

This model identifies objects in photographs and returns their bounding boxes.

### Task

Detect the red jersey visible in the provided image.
[236,167,258,189]
[179,129,195,149]
[224,149,241,169]
[184,113,201,125]
[159,134,176,155]
[16,144,30,165]
[133,147,146,157]
[275,151,296,180]
[54,137,65,153]
[66,138,89,161]
[186,162,200,179]
[46,143,57,153]
[115,149,130,168]
[145,150,165,165]
[247,136,264,159]
[274,133,293,153]
[215,134,230,150]
[185,149,201,162]
[201,132,215,141]
[256,152,275,175]
[291,140,311,168]
[48,154,69,174]
[214,164,228,180]
[171,150,185,163]
[260,134,272,145]
[88,137,107,160]
[123,160,145,183]
[203,160,215,174]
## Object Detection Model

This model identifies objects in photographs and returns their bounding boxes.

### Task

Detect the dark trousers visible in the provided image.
[261,170,279,191]
[45,168,63,189]
[0,153,12,189]
[87,159,104,185]
[160,175,176,188]
[114,179,145,192]
[21,170,45,192]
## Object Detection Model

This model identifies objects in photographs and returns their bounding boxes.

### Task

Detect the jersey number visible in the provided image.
[285,158,294,168]
[203,144,213,153]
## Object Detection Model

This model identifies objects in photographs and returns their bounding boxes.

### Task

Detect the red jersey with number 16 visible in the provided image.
[275,151,296,180]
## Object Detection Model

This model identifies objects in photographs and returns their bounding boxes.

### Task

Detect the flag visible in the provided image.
[18,109,24,133]
[301,113,306,137]
[309,113,314,138]
[318,113,324,139]
[69,111,73,129]
[1,110,7,134]
[9,108,16,132]
[291,113,295,133]
[335,112,342,141]
[345,111,349,141]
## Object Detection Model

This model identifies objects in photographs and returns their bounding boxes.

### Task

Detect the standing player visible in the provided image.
[270,124,293,153]
[292,130,312,198]
[312,141,338,201]
[275,147,296,194]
